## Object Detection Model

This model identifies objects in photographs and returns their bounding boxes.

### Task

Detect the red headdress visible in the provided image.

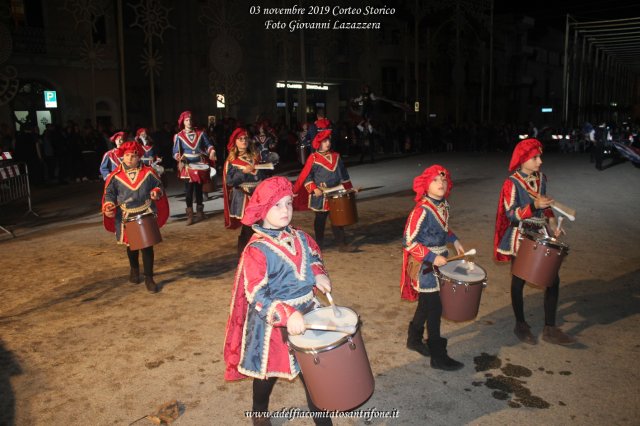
[412,164,453,201]
[136,128,147,138]
[227,128,248,152]
[110,131,126,144]
[241,177,294,226]
[312,118,332,150]
[116,141,144,158]
[509,138,543,172]
[178,111,192,129]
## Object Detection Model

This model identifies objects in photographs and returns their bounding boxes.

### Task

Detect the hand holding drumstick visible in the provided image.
[533,194,554,209]
[434,240,466,266]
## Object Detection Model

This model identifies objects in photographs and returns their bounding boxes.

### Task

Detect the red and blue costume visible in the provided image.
[99,131,125,180]
[223,177,333,424]
[135,128,158,167]
[102,148,169,245]
[400,165,464,370]
[493,138,575,345]
[101,142,169,293]
[494,138,554,261]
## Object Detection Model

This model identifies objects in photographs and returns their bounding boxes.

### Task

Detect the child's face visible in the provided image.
[123,152,140,168]
[319,139,331,152]
[183,116,193,130]
[521,154,543,174]
[427,174,448,200]
[235,135,248,150]
[263,195,293,229]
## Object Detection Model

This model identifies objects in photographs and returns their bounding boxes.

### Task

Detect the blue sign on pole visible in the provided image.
[44,91,57,108]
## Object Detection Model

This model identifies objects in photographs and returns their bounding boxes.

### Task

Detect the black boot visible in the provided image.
[428,337,464,371]
[129,267,140,284]
[144,276,158,293]
[406,322,430,356]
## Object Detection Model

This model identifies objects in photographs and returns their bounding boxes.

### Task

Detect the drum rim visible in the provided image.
[125,212,156,222]
[188,163,210,170]
[435,261,487,286]
[522,232,569,251]
[288,306,360,353]
[328,190,355,199]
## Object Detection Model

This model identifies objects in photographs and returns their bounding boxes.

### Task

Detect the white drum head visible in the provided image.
[289,306,358,349]
[523,231,569,251]
[438,259,486,283]
[188,163,209,170]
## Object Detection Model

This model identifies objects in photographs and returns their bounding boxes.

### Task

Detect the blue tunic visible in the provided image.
[172,129,214,165]
[402,196,458,291]
[236,225,325,379]
[303,152,352,211]
[103,165,163,244]
[224,154,268,219]
[496,170,552,259]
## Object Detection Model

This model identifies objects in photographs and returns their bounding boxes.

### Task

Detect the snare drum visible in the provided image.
[436,260,487,322]
[288,306,374,411]
[512,231,569,287]
[181,162,211,184]
[124,212,162,250]
[328,191,358,226]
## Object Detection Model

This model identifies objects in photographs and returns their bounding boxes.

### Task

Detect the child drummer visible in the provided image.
[102,141,169,293]
[223,177,333,426]
[400,165,465,371]
[292,119,356,252]
[494,138,576,345]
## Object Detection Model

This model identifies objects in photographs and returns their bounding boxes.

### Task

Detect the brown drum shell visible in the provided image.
[439,279,485,322]
[290,329,374,411]
[328,192,358,227]
[512,235,568,287]
[124,214,162,250]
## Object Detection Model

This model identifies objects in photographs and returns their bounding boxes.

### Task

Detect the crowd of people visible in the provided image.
[1,108,599,424]
[3,112,639,189]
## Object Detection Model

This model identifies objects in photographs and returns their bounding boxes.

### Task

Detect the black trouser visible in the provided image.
[593,141,604,169]
[126,246,154,277]
[313,211,345,247]
[411,291,442,340]
[184,181,203,208]
[511,274,559,326]
[252,375,332,425]
[238,224,254,256]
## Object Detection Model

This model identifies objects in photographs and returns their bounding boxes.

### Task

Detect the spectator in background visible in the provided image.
[14,121,44,185]
[0,123,14,153]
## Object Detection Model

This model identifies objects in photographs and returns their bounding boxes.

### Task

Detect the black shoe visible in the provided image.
[407,340,430,356]
[430,354,464,371]
[129,267,140,284]
[407,322,430,356]
[428,338,464,371]
[144,276,158,293]
[514,321,537,345]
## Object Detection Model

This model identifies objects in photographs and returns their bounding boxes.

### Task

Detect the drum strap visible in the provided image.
[121,200,152,219]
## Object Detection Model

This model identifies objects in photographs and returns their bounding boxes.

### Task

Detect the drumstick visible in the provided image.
[556,216,565,236]
[421,249,476,275]
[446,248,477,262]
[101,197,134,214]
[304,323,356,334]
[325,292,342,318]
[526,190,576,221]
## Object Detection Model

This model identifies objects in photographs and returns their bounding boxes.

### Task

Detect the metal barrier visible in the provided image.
[0,160,38,237]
